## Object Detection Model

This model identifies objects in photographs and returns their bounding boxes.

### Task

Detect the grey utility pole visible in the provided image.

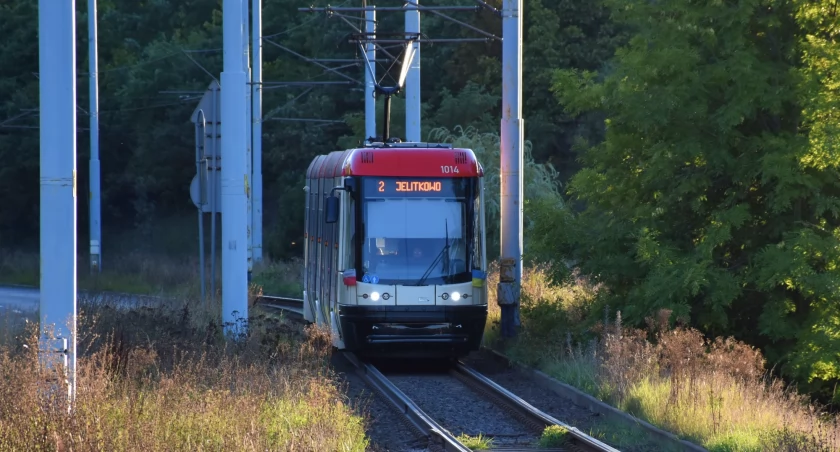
[405,0,421,141]
[242,0,253,279]
[365,7,376,142]
[222,0,250,335]
[252,0,263,262]
[39,0,78,404]
[498,0,523,338]
[89,0,102,273]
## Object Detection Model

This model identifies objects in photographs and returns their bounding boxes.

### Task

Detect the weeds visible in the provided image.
[251,258,304,298]
[485,263,840,452]
[538,425,569,448]
[0,291,368,451]
[456,432,494,450]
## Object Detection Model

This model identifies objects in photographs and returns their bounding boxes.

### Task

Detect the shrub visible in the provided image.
[486,262,840,451]
[0,294,369,451]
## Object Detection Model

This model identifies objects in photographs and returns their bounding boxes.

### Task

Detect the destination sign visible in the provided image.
[383,181,442,192]
[365,177,469,198]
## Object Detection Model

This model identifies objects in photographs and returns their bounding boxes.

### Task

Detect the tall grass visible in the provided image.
[0,291,368,451]
[485,264,840,452]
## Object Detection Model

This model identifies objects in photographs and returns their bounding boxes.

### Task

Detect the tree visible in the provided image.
[427,125,563,263]
[551,0,840,399]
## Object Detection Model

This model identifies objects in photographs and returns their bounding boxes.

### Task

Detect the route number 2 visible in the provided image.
[441,165,460,174]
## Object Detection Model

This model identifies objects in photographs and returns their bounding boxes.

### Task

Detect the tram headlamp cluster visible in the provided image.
[441,291,461,301]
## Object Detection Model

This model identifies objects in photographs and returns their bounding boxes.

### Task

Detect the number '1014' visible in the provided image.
[441,165,460,174]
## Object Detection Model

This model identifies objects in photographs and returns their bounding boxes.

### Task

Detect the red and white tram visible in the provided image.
[302,142,489,357]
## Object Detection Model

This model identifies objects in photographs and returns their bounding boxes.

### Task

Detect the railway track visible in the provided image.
[344,353,619,452]
[254,295,305,319]
[256,295,618,451]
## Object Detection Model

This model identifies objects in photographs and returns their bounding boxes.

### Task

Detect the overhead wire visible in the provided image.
[4,0,362,131]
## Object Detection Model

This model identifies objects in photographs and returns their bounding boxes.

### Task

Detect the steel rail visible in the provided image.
[251,295,616,450]
[255,295,305,318]
[343,353,471,452]
[453,362,620,452]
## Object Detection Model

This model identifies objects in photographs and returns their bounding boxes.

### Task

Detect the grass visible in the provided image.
[538,425,569,448]
[0,249,304,300]
[251,258,304,298]
[0,288,369,451]
[456,432,494,450]
[483,263,840,452]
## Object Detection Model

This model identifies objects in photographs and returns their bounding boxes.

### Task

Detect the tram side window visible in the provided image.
[472,191,482,269]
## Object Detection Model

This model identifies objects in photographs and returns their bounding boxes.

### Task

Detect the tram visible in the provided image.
[302,141,488,358]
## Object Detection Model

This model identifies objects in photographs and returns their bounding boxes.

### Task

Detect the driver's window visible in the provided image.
[344,193,355,269]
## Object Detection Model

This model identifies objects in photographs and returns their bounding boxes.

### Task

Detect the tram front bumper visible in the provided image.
[338,304,487,356]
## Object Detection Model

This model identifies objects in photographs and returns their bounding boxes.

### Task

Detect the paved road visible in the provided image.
[0,285,169,315]
[0,286,40,313]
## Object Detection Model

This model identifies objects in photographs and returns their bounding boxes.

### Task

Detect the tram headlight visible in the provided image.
[451,291,461,301]
[370,291,380,301]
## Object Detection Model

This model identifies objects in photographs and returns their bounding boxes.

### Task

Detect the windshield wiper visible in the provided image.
[415,220,450,287]
[443,219,451,278]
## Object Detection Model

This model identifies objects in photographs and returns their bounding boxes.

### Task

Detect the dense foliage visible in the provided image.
[549,0,840,400]
[8,0,840,413]
[0,0,620,258]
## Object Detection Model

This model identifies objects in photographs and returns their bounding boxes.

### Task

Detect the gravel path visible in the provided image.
[387,372,541,448]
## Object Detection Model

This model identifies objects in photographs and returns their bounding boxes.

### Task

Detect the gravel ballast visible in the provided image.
[387,372,541,448]
[331,354,431,452]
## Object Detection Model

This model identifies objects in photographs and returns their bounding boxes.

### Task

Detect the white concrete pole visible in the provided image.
[405,1,421,141]
[222,0,250,335]
[39,0,78,403]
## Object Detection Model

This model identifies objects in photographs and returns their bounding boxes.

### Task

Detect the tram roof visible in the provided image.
[306,142,484,178]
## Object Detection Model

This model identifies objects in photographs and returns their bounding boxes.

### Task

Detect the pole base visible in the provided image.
[497,280,521,338]
[500,305,517,338]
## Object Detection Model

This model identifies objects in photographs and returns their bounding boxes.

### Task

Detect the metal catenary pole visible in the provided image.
[498,0,524,338]
[88,0,102,273]
[252,0,263,262]
[298,2,498,143]
[196,110,207,303]
[365,6,376,142]
[211,84,219,300]
[299,5,478,12]
[405,0,421,142]
[222,0,250,336]
[243,0,253,280]
[39,0,77,405]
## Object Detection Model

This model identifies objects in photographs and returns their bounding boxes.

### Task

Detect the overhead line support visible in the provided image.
[298,6,480,12]
[39,0,78,407]
[88,0,102,274]
[221,0,249,337]
[498,0,524,338]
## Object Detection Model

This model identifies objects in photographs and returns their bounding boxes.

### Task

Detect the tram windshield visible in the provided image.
[356,177,479,286]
